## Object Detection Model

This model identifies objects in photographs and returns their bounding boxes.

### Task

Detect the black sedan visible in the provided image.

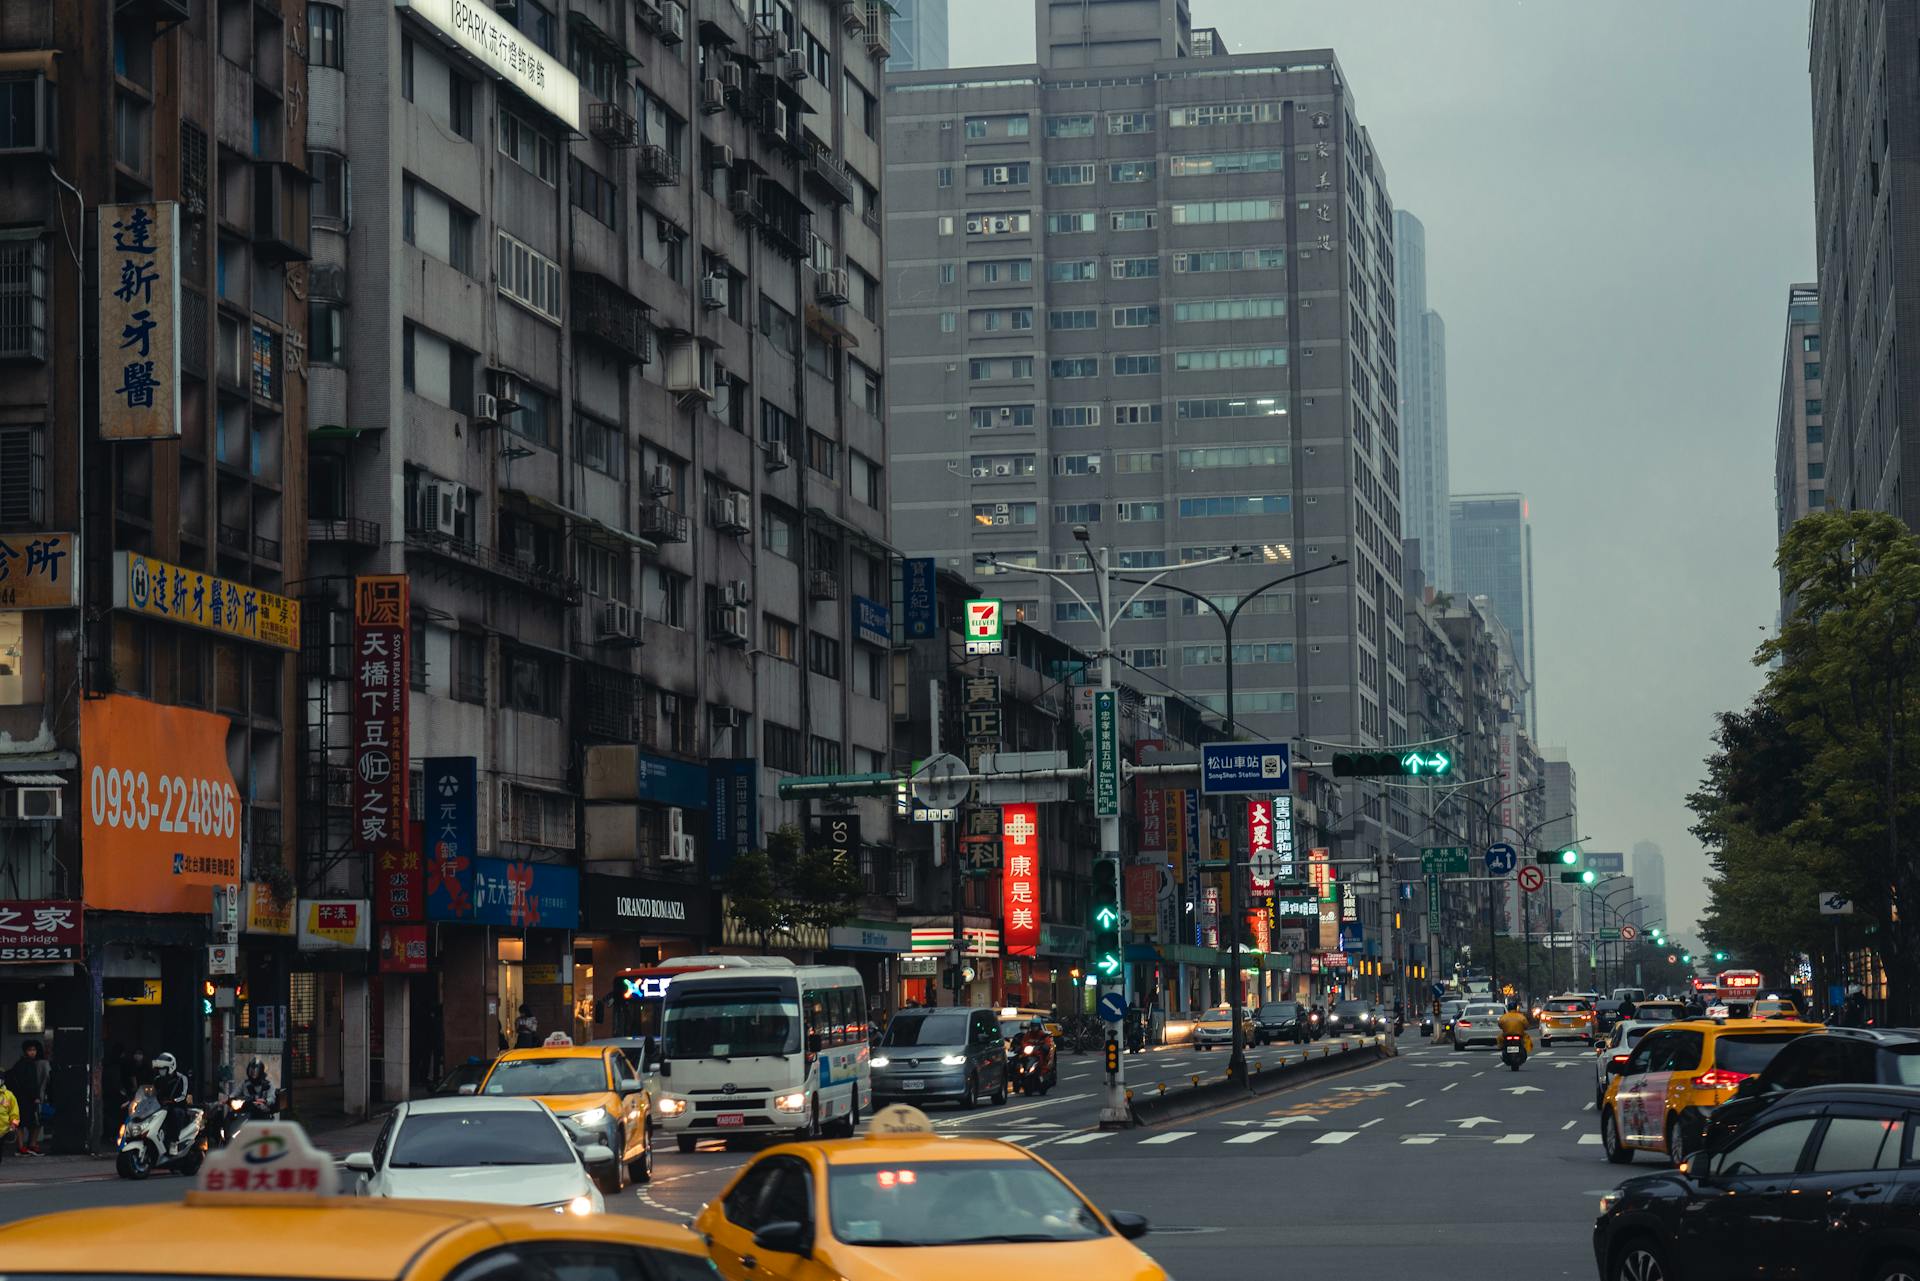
[1594,1084,1920,1281]
[1251,1002,1308,1045]
[1324,1000,1380,1037]
[1696,1026,1920,1155]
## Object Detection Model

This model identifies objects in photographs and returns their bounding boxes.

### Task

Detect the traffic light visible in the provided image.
[1713,951,1728,962]
[1535,847,1582,866]
[1091,858,1122,983]
[1681,952,1693,964]
[1331,750,1452,777]
[1104,1036,1120,1075]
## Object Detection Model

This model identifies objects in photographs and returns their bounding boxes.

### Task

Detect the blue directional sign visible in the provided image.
[1097,991,1128,1023]
[1199,742,1291,796]
[1484,843,1518,875]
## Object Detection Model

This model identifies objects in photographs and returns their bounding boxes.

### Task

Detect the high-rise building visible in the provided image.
[302,0,897,1106]
[1394,210,1450,593]
[0,0,311,1151]
[1774,284,1825,545]
[1809,3,1918,523]
[1451,494,1535,732]
[1633,840,1668,935]
[888,0,950,72]
[1542,757,1578,854]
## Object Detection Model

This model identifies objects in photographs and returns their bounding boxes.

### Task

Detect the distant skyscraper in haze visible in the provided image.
[1542,757,1577,851]
[1633,841,1668,934]
[1451,494,1536,731]
[888,0,950,71]
[1395,210,1451,593]
[1774,284,1824,546]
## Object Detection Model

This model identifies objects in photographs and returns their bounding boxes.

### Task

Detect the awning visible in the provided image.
[805,505,901,561]
[0,753,74,773]
[567,11,640,65]
[578,518,659,554]
[0,50,57,82]
[2,774,65,786]
[502,489,589,524]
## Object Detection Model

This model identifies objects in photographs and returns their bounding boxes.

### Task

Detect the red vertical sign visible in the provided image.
[1001,802,1040,957]
[353,575,410,860]
[378,820,425,924]
[1246,799,1273,855]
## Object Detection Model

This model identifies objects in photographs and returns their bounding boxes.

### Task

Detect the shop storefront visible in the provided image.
[574,873,711,1044]
[0,897,90,1151]
[826,920,909,1021]
[896,923,998,1009]
[428,856,580,1067]
[290,898,370,1113]
[1033,923,1086,1014]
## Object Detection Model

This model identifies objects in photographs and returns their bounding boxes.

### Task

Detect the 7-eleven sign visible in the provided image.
[965,599,1003,655]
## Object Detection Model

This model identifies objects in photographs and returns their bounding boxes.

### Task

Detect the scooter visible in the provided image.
[1500,1033,1527,1072]
[215,1088,281,1147]
[1306,1009,1325,1041]
[117,1085,208,1179]
[1012,1047,1049,1095]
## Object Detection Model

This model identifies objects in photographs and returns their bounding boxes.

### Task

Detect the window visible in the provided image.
[761,504,795,558]
[452,631,486,703]
[1046,212,1096,235]
[1053,502,1100,524]
[1181,643,1294,666]
[400,36,413,101]
[1121,647,1164,668]
[1805,362,1821,380]
[975,162,1029,186]
[1806,399,1823,416]
[309,302,345,365]
[1169,150,1285,176]
[1175,297,1284,323]
[1174,346,1287,371]
[1810,1116,1906,1173]
[964,117,986,139]
[1179,495,1291,518]
[1803,334,1821,352]
[937,166,952,187]
[970,404,1034,429]
[0,232,48,360]
[448,75,473,139]
[308,3,344,69]
[807,633,841,679]
[650,568,688,629]
[760,400,797,449]
[971,502,1036,527]
[1179,446,1288,469]
[1170,199,1282,224]
[1046,164,1095,186]
[1049,358,1098,379]
[939,263,956,284]
[1044,113,1094,137]
[764,723,804,773]
[808,735,842,774]
[1806,462,1825,480]
[1049,259,1097,282]
[310,152,348,224]
[569,156,618,227]
[569,38,623,100]
[759,295,799,351]
[1717,1119,1819,1178]
[496,231,562,321]
[1114,450,1162,473]
[1807,425,1824,445]
[763,616,797,662]
[1008,115,1030,136]
[1049,308,1098,331]
[940,313,957,334]
[1175,247,1286,273]
[1112,354,1160,376]
[972,453,1036,477]
[1809,488,1825,506]
[0,77,51,153]
[0,425,45,525]
[1111,256,1159,279]
[1178,396,1286,420]
[498,107,557,183]
[515,0,556,51]
[847,81,877,136]
[975,550,1036,577]
[805,29,831,82]
[807,429,837,478]
[503,648,564,717]
[575,414,623,479]
[938,215,954,236]
[1113,403,1161,424]
[1111,305,1159,328]
[1109,160,1156,183]
[1107,110,1153,134]
[1110,208,1156,231]
[1054,602,1092,622]
[1167,101,1280,128]
[1114,500,1163,521]
[1049,404,1099,428]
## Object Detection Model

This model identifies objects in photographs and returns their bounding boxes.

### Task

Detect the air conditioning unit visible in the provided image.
[769,102,790,139]
[428,484,460,535]
[309,265,347,299]
[700,274,729,310]
[991,217,1010,233]
[780,49,807,81]
[814,266,850,305]
[668,806,685,839]
[472,393,500,426]
[647,464,674,497]
[6,786,61,821]
[720,63,745,95]
[713,494,751,534]
[720,583,740,608]
[712,603,751,643]
[763,441,791,472]
[486,370,521,406]
[635,0,662,26]
[665,833,697,864]
[993,463,1012,476]
[710,143,735,169]
[712,706,743,728]
[730,578,752,605]
[658,0,686,44]
[701,77,726,114]
[990,165,1010,183]
[970,465,990,478]
[598,600,635,639]
[999,407,1012,419]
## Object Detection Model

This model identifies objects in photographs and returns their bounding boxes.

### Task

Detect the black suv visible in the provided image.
[1594,1085,1920,1281]
[1696,1027,1920,1154]
[1252,1002,1307,1045]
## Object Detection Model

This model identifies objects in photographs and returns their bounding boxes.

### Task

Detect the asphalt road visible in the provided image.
[0,1038,1634,1281]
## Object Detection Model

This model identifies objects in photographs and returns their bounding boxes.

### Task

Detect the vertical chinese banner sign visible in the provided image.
[98,203,182,439]
[1001,803,1039,957]
[353,576,410,864]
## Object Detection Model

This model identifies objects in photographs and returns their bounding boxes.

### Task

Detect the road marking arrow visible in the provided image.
[1499,1086,1545,1096]
[1449,1116,1500,1129]
[1551,1061,1581,1069]
[1331,1082,1405,1092]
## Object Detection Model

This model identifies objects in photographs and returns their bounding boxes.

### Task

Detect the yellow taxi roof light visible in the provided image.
[542,1032,575,1047]
[865,1104,937,1136]
[191,1120,339,1199]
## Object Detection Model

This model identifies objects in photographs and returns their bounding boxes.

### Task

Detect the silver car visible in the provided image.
[870,1007,1008,1109]
[1594,1021,1661,1106]
[1450,1003,1510,1050]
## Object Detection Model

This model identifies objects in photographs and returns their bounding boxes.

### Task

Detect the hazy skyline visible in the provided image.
[946,2,1814,937]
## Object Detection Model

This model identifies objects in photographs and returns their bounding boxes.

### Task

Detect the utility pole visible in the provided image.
[933,677,964,1008]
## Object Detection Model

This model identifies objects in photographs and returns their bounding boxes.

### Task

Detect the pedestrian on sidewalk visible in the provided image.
[5,1039,47,1155]
[0,1077,19,1162]
[514,1004,539,1048]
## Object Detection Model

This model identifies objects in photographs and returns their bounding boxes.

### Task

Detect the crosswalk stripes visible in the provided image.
[1494,1133,1533,1145]
[1223,1131,1274,1145]
[1139,1131,1195,1145]
[1578,1134,1603,1146]
[1053,1132,1114,1145]
[1312,1131,1357,1145]
[958,1127,1605,1152]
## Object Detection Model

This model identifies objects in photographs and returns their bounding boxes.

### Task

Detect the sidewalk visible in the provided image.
[0,1109,393,1186]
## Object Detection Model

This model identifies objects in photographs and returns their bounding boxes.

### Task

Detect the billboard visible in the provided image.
[0,533,75,609]
[1001,803,1039,956]
[98,202,181,439]
[353,575,410,859]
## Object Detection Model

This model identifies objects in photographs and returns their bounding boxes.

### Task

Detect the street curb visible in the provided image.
[1127,1040,1389,1126]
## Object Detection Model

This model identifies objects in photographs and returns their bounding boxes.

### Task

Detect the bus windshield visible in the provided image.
[662,984,801,1060]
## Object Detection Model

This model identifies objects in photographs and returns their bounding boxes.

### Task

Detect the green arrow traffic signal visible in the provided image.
[1094,953,1121,976]
[1713,951,1728,962]
[1399,751,1453,776]
[1336,750,1455,777]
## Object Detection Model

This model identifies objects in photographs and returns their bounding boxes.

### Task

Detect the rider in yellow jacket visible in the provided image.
[1497,1001,1533,1054]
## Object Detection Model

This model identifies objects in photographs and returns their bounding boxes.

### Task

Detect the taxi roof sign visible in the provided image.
[543,1032,575,1047]
[191,1121,338,1198]
[865,1104,936,1137]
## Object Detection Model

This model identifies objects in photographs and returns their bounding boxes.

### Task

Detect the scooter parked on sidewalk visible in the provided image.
[117,1085,208,1179]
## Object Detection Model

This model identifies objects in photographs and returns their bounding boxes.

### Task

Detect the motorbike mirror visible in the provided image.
[343,1152,376,1174]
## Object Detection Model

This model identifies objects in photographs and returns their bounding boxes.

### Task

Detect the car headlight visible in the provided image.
[542,1196,596,1216]
[940,1054,968,1066]
[870,1055,890,1068]
[774,1091,808,1114]
[571,1107,608,1128]
[656,1096,688,1117]
[1599,1192,1621,1215]
[1022,1045,1036,1055]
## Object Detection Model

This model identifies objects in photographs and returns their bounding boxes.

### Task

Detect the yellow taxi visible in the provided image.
[476,1033,654,1191]
[1538,995,1597,1045]
[0,1121,713,1281]
[694,1104,1167,1280]
[1600,1017,1821,1164]
[1752,997,1801,1020]
[1191,1004,1255,1050]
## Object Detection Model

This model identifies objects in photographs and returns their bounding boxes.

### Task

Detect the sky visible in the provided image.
[946,2,1816,938]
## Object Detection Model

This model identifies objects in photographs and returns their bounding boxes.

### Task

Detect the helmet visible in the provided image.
[245,1058,266,1080]
[152,1052,177,1076]
[1027,1017,1045,1031]
[1507,1000,1520,1012]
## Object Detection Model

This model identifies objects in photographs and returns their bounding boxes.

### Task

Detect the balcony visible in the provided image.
[808,568,840,601]
[729,188,765,226]
[636,143,679,186]
[862,204,881,234]
[404,522,583,604]
[801,145,856,207]
[863,1,891,55]
[570,271,653,366]
[588,101,640,148]
[636,501,690,543]
[217,521,251,554]
[309,516,381,547]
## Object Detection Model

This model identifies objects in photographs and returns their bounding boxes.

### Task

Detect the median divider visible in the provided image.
[1126,1036,1391,1127]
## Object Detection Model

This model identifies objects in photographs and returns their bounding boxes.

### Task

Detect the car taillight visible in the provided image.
[1458,1021,1472,1028]
[1611,1053,1630,1064]
[1694,1069,1751,1088]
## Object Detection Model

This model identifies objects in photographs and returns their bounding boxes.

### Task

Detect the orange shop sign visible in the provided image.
[81,695,240,913]
[245,882,295,936]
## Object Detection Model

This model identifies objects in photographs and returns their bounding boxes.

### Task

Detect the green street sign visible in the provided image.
[1426,872,1441,919]
[1093,690,1119,818]
[1421,847,1468,875]
[1598,927,1622,941]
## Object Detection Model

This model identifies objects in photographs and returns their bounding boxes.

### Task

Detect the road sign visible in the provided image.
[1818,892,1856,916]
[1597,927,1622,941]
[1621,924,1639,942]
[1097,991,1127,1023]
[910,753,970,811]
[1093,691,1119,817]
[1420,847,1468,875]
[977,750,1072,804]
[1484,843,1517,875]
[1199,742,1291,795]
[1516,865,1546,894]
[1426,872,1441,919]
[964,599,1003,656]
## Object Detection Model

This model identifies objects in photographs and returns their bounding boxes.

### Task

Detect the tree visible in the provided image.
[721,822,865,954]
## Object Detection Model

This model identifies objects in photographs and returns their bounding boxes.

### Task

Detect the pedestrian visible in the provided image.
[6,1038,48,1155]
[0,1076,18,1162]
[514,1003,539,1048]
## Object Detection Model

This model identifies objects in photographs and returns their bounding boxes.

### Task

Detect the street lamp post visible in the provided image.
[1123,556,1349,1085]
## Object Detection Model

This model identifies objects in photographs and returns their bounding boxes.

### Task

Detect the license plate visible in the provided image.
[902,1080,925,1091]
[715,1113,745,1127]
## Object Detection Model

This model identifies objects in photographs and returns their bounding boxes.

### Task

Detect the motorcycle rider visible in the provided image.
[150,1052,192,1154]
[1015,1017,1055,1082]
[238,1059,276,1113]
[1497,1000,1533,1054]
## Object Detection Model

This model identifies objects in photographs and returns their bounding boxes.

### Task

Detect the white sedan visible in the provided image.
[344,1096,611,1215]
